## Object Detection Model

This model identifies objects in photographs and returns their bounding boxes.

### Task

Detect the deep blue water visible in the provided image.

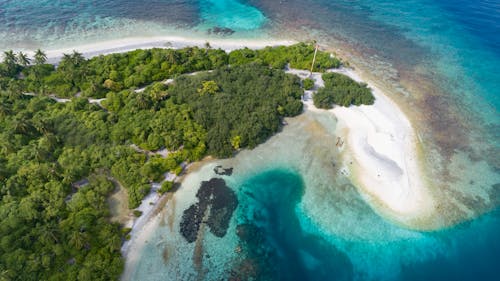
[1,1,499,280]
[235,169,353,281]
[236,168,500,281]
[435,0,500,55]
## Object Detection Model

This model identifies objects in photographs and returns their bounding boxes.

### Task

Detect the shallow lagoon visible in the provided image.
[128,111,500,281]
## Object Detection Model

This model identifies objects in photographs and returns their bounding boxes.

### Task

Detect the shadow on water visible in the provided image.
[231,168,353,281]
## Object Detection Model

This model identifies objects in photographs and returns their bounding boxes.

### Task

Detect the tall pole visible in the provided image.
[310,44,319,76]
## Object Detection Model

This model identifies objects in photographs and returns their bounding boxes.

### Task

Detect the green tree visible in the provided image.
[17,52,30,67]
[2,50,17,66]
[197,80,220,95]
[34,49,47,65]
[2,50,18,76]
[231,135,241,149]
[158,181,174,194]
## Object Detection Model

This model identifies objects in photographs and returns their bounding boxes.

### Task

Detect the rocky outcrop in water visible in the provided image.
[180,204,202,243]
[180,178,238,243]
[214,165,233,176]
[207,26,235,36]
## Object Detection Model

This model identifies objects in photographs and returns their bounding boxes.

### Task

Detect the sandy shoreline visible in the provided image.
[22,36,436,274]
[120,157,217,280]
[327,68,436,227]
[22,36,296,63]
[288,67,436,228]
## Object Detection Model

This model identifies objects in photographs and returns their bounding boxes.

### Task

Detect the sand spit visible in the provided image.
[289,67,437,228]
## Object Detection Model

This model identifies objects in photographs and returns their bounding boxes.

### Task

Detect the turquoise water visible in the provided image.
[0,0,268,49]
[233,167,500,281]
[234,168,353,280]
[127,110,499,280]
[149,161,499,280]
[1,0,499,280]
[198,0,267,30]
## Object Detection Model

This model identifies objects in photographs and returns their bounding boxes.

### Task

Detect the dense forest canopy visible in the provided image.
[0,43,332,280]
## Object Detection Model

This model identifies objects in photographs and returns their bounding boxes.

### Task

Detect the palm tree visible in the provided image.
[2,50,18,75]
[32,118,52,135]
[71,50,85,66]
[17,52,30,67]
[0,133,15,155]
[69,231,88,250]
[166,50,180,64]
[2,50,17,65]
[59,53,73,67]
[135,92,151,109]
[6,80,22,99]
[59,51,87,86]
[34,49,47,65]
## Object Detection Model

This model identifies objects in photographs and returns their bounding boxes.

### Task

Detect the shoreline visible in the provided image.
[15,36,438,272]
[328,68,436,228]
[120,157,216,281]
[18,36,296,63]
[288,67,436,229]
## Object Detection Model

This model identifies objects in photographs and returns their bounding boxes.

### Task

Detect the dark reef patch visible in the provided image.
[214,165,234,176]
[180,178,238,243]
[207,26,236,36]
[180,204,202,243]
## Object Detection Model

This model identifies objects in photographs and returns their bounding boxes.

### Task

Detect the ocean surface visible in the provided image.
[128,111,500,281]
[1,0,499,280]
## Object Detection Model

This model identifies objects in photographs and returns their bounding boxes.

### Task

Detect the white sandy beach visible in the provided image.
[28,36,295,63]
[328,69,436,226]
[287,67,436,226]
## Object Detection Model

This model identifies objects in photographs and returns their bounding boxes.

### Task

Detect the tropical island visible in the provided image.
[0,43,377,280]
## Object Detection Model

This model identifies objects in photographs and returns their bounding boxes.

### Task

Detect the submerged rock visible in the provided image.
[179,204,202,243]
[208,26,235,36]
[214,165,234,176]
[179,178,238,242]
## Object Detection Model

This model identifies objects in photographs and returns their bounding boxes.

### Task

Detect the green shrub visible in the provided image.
[303,78,315,90]
[229,42,341,71]
[122,227,132,235]
[313,73,374,108]
[158,181,174,194]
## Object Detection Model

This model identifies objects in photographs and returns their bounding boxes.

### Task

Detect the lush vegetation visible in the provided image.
[0,47,228,98]
[228,42,341,71]
[158,181,174,195]
[168,63,303,157]
[0,94,127,280]
[313,72,375,108]
[0,43,321,280]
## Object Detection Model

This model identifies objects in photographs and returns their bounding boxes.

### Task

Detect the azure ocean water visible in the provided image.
[254,0,500,224]
[1,0,499,279]
[0,0,269,50]
[129,111,499,280]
